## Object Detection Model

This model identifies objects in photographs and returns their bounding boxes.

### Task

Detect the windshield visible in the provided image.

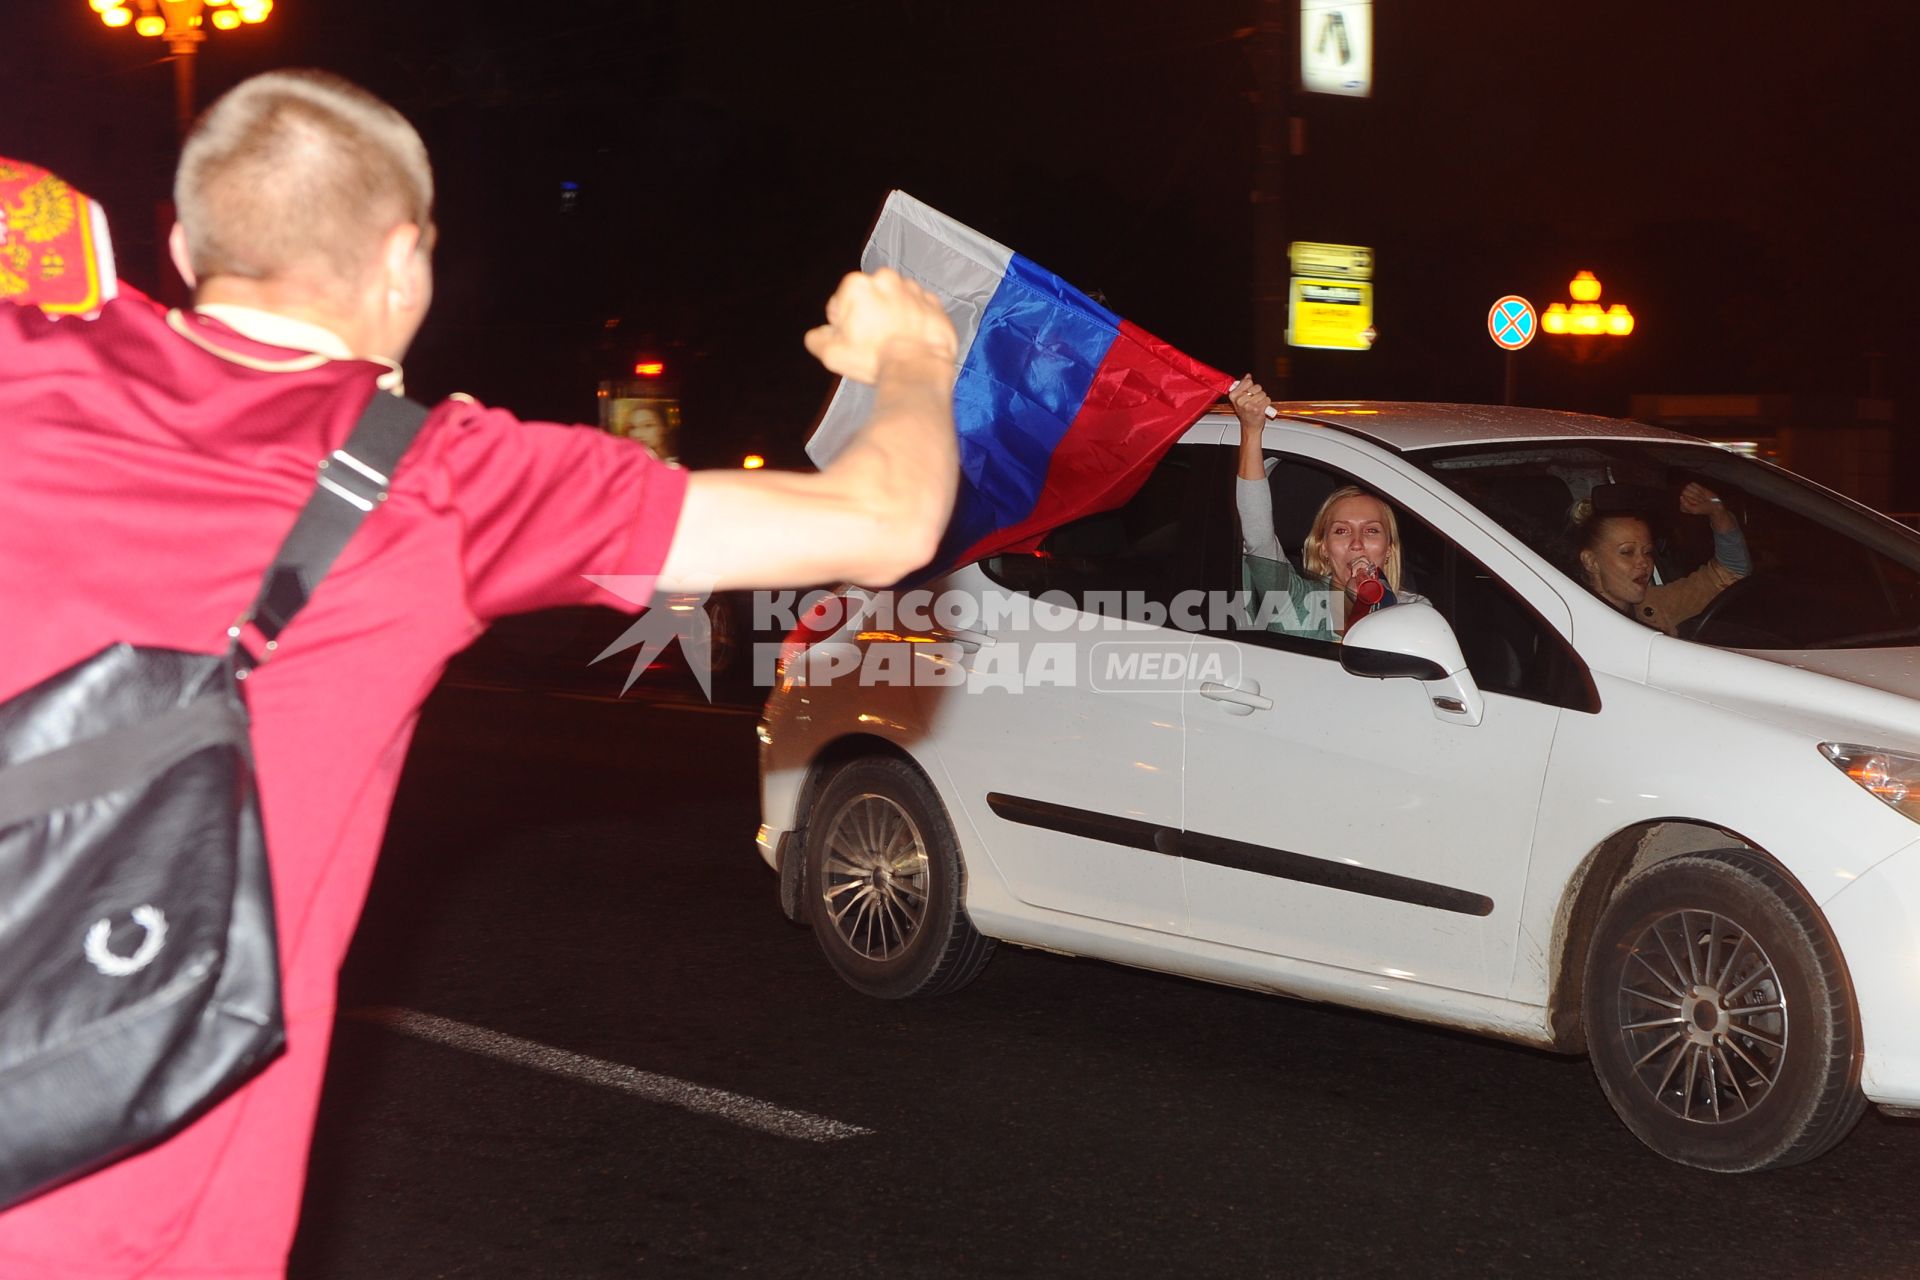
[1409,440,1920,650]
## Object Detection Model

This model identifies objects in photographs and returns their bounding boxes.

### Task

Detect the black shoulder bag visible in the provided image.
[0,391,429,1210]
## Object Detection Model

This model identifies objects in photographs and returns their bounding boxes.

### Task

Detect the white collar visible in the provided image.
[185,303,406,392]
[195,304,356,359]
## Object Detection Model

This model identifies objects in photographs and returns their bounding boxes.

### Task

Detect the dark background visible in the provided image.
[6,2,1915,471]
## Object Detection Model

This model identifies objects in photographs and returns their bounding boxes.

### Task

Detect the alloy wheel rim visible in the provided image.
[1615,908,1788,1124]
[820,792,930,960]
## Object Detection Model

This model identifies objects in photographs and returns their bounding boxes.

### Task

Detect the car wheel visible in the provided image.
[804,757,995,999]
[704,595,739,678]
[1583,850,1866,1171]
[690,593,759,703]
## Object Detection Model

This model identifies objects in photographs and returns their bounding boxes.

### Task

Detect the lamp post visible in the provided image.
[88,0,275,141]
[1541,270,1635,357]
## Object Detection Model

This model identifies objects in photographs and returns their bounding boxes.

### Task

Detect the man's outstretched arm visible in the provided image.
[656,269,959,591]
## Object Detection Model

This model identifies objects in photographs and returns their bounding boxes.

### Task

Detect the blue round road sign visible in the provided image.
[1488,296,1536,350]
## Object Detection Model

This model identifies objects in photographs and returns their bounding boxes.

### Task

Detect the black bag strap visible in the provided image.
[235,391,431,652]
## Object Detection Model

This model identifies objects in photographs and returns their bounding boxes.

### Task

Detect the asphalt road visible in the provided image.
[287,646,1920,1279]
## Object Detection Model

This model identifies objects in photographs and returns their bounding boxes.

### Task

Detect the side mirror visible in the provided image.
[1341,602,1486,726]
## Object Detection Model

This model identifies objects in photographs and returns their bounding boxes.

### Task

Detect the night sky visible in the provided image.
[6,2,1916,468]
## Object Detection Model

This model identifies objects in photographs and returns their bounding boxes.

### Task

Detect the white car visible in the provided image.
[756,402,1920,1172]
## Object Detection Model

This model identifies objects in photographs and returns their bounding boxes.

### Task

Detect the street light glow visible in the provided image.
[1544,273,1632,342]
[86,0,276,138]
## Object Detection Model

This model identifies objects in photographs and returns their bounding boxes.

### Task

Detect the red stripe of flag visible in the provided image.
[950,318,1232,565]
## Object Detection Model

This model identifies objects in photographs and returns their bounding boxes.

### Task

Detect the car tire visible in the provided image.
[1583,849,1866,1172]
[703,594,739,675]
[696,594,751,702]
[803,757,995,999]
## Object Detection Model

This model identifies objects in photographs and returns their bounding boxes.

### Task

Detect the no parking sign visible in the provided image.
[1488,296,1537,350]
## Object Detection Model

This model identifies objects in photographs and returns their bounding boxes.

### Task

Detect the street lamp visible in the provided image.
[88,0,275,141]
[1541,270,1635,341]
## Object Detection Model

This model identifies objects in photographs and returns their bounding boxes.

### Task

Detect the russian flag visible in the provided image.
[808,192,1230,575]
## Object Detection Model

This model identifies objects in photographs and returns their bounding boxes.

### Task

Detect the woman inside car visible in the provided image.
[1571,484,1751,634]
[1232,377,1424,640]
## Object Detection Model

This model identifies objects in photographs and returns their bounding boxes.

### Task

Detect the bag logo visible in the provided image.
[84,905,169,977]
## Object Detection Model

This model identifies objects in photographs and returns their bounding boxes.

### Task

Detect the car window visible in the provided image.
[1223,456,1346,658]
[1394,510,1597,710]
[979,446,1202,612]
[1413,441,1920,649]
[1216,450,1595,709]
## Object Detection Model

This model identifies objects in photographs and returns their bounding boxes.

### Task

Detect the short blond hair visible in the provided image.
[1301,485,1404,592]
[175,69,433,291]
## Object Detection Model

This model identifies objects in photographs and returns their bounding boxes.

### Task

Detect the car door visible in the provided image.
[920,429,1218,935]
[1178,434,1588,997]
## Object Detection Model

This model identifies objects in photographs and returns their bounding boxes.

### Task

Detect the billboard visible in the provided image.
[1300,1,1373,98]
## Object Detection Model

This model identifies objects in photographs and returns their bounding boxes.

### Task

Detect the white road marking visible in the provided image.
[348,1007,872,1143]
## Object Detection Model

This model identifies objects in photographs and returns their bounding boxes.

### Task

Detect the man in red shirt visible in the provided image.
[0,69,958,1278]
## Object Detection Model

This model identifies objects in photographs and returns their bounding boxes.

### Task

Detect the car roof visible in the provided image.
[1201,401,1702,454]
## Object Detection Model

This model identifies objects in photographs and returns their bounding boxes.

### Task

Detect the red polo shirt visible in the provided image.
[0,290,687,1277]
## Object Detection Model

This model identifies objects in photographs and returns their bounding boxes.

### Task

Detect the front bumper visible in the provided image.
[754,823,783,873]
[1824,837,1920,1107]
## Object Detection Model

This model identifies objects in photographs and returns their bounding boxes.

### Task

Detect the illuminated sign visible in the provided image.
[1288,277,1375,351]
[598,376,682,461]
[1289,240,1374,279]
[1300,0,1373,98]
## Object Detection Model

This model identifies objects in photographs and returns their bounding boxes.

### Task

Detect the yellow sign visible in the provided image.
[1288,278,1374,351]
[1288,241,1373,279]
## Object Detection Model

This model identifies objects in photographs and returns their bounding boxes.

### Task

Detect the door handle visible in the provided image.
[1200,680,1273,714]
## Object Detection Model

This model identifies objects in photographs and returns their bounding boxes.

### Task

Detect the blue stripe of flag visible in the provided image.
[936,253,1122,568]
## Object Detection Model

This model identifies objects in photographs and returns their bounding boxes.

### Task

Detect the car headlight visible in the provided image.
[1820,743,1920,823]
